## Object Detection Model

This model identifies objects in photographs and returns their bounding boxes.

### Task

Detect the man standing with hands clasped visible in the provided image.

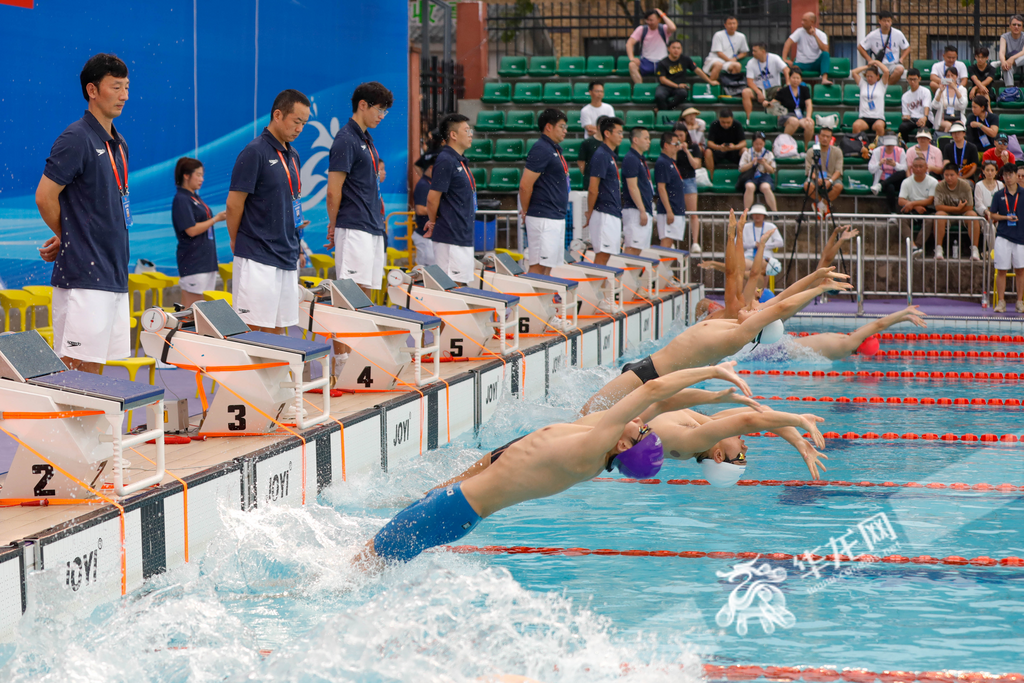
[425,114,477,284]
[621,127,655,255]
[35,53,132,374]
[585,116,626,265]
[519,109,570,276]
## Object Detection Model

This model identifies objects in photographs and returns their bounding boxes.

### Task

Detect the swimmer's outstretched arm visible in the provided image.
[767,264,847,307]
[706,406,829,479]
[723,209,749,318]
[638,387,764,422]
[686,411,827,479]
[796,305,927,360]
[728,280,851,348]
[816,225,860,270]
[742,226,776,307]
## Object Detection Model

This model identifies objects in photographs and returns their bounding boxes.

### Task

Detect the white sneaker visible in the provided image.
[971,245,981,261]
[1017,300,1024,313]
[689,243,702,255]
[870,183,882,196]
[911,245,924,258]
[887,217,898,227]
[995,299,1007,312]
[934,245,945,260]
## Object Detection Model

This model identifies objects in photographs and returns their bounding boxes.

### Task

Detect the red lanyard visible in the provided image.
[104,141,128,196]
[366,137,380,177]
[192,192,212,219]
[555,147,569,176]
[460,161,476,192]
[1005,189,1019,217]
[275,150,301,199]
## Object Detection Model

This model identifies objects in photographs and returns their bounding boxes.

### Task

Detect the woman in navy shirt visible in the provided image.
[172,158,226,307]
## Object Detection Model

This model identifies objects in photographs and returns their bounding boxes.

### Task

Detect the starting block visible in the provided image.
[479,252,578,333]
[638,245,689,290]
[388,265,521,357]
[585,250,659,299]
[299,278,441,389]
[550,255,624,316]
[0,331,165,498]
[139,300,330,434]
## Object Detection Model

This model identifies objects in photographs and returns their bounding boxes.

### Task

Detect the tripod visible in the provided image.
[784,150,850,293]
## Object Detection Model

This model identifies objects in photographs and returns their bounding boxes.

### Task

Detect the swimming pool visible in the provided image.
[1,318,1021,681]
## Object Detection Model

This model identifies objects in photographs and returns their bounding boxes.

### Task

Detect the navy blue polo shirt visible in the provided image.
[229,128,302,270]
[524,135,570,220]
[328,118,385,236]
[654,153,686,215]
[171,187,218,276]
[589,143,621,216]
[413,175,431,235]
[991,187,1024,245]
[43,110,131,293]
[430,145,476,247]
[621,147,653,213]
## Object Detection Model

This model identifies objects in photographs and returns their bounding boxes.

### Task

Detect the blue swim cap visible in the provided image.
[759,288,775,303]
[611,425,664,478]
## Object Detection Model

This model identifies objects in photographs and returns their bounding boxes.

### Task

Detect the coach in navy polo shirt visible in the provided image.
[172,158,227,308]
[425,114,477,284]
[519,109,571,276]
[326,81,394,297]
[621,126,654,255]
[412,151,438,266]
[226,89,309,335]
[585,116,625,265]
[35,54,131,373]
[654,130,688,248]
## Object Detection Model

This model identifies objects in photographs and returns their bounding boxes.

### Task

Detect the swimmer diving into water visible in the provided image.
[789,305,927,360]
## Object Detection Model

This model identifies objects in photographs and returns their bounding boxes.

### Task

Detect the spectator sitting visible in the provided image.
[941,122,979,182]
[857,10,910,86]
[703,107,746,181]
[656,40,715,112]
[899,68,932,143]
[868,133,907,217]
[738,131,777,211]
[905,128,945,178]
[969,47,996,102]
[933,161,979,261]
[741,204,783,266]
[705,15,749,82]
[931,68,969,132]
[804,126,843,216]
[968,97,999,152]
[899,156,939,258]
[983,133,1015,171]
[929,45,968,92]
[989,161,1024,312]
[975,159,1004,222]
[672,122,705,253]
[627,9,677,85]
[782,12,833,86]
[742,42,789,122]
[677,107,706,148]
[771,67,814,147]
[851,60,890,137]
[578,115,608,177]
[580,82,615,140]
[999,14,1024,88]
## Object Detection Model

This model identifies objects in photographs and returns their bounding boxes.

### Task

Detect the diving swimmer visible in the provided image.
[789,305,927,360]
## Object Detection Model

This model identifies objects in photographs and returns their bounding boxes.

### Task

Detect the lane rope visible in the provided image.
[699,664,1024,682]
[750,394,1024,407]
[738,369,1024,382]
[589,477,1022,491]
[744,431,1022,443]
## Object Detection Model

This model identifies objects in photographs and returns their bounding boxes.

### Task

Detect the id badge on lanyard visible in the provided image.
[106,142,132,228]
[978,118,990,148]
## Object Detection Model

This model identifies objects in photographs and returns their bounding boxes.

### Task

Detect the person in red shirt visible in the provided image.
[983,134,1016,170]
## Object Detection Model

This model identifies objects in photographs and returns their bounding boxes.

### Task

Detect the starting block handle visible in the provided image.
[114,400,166,496]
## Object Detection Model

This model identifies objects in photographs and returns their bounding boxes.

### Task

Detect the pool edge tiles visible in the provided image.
[0,287,697,641]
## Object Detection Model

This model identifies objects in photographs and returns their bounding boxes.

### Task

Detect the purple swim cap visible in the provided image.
[611,425,664,478]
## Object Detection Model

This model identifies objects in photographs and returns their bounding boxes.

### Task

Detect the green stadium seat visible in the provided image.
[569,167,584,191]
[465,139,494,161]
[475,110,505,132]
[698,110,717,127]
[812,84,843,105]
[800,68,821,79]
[776,169,807,193]
[493,138,525,162]
[498,56,528,78]
[603,82,632,104]
[512,82,542,104]
[654,111,678,131]
[842,84,860,107]
[745,112,775,133]
[525,138,540,153]
[617,140,631,157]
[691,83,720,103]
[528,56,557,77]
[543,82,572,104]
[572,82,592,104]
[558,56,586,77]
[691,56,703,69]
[884,111,901,131]
[815,111,841,131]
[632,83,657,104]
[613,109,625,120]
[776,140,805,165]
[566,109,582,132]
[884,85,903,107]
[645,139,661,161]
[913,60,936,76]
[487,167,521,192]
[828,58,851,79]
[471,167,488,189]
[504,110,536,131]
[616,55,633,76]
[1001,114,1024,136]
[625,110,655,128]
[710,169,740,193]
[482,82,511,104]
[562,137,582,161]
[587,56,615,76]
[842,111,860,131]
[844,170,873,195]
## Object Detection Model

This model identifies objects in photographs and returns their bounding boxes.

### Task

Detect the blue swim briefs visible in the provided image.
[372,482,482,563]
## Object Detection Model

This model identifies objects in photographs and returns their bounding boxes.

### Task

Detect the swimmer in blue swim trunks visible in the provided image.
[354,362,755,567]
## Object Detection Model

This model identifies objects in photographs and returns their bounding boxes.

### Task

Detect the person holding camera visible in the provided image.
[931,66,969,132]
[856,10,910,86]
[803,126,843,218]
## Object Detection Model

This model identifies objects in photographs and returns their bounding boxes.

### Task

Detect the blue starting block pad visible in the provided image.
[364,305,442,328]
[29,370,164,411]
[230,331,331,361]
[518,272,578,289]
[453,287,521,305]
[573,262,624,276]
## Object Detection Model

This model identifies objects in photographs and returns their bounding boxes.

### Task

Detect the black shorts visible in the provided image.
[860,117,885,130]
[621,355,660,383]
[711,149,743,166]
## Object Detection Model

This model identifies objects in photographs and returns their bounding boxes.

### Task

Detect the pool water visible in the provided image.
[1,319,1022,681]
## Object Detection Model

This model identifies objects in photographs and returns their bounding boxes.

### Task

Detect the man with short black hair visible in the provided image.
[227,89,309,335]
[656,40,713,112]
[655,131,687,248]
[899,156,939,258]
[586,117,625,265]
[705,15,748,82]
[520,109,570,275]
[742,42,788,121]
[929,46,968,92]
[703,108,746,180]
[35,53,131,373]
[1000,14,1024,88]
[857,10,910,85]
[412,152,437,267]
[580,82,615,139]
[425,114,477,284]
[804,126,844,215]
[627,9,677,84]
[934,161,979,261]
[621,127,654,255]
[899,68,932,143]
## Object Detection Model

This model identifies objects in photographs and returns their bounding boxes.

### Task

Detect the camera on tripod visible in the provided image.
[812,142,821,161]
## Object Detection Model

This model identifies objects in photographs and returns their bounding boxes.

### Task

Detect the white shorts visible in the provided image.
[622,208,653,249]
[525,216,566,267]
[433,242,476,284]
[704,56,736,70]
[411,231,435,266]
[179,271,218,295]
[335,228,385,289]
[656,213,686,241]
[52,287,130,363]
[232,256,299,328]
[588,210,622,255]
[994,236,1024,270]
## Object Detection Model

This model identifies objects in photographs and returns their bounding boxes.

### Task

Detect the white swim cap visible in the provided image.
[754,318,785,345]
[765,257,782,277]
[701,458,747,487]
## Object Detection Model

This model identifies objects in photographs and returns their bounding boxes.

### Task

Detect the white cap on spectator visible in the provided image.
[915,129,932,140]
[949,122,966,133]
[881,134,898,146]
[749,204,768,216]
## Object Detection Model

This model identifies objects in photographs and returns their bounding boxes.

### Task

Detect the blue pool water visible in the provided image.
[1,319,1022,681]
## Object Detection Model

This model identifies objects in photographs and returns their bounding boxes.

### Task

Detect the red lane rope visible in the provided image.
[738,369,1024,382]
[590,477,1022,491]
[744,431,1022,444]
[750,394,1024,408]
[701,664,1024,682]
[792,331,1024,344]
[441,544,1024,568]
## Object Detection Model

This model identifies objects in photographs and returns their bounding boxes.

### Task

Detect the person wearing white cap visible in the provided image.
[905,129,945,179]
[868,133,907,216]
[941,121,979,182]
[741,204,783,271]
